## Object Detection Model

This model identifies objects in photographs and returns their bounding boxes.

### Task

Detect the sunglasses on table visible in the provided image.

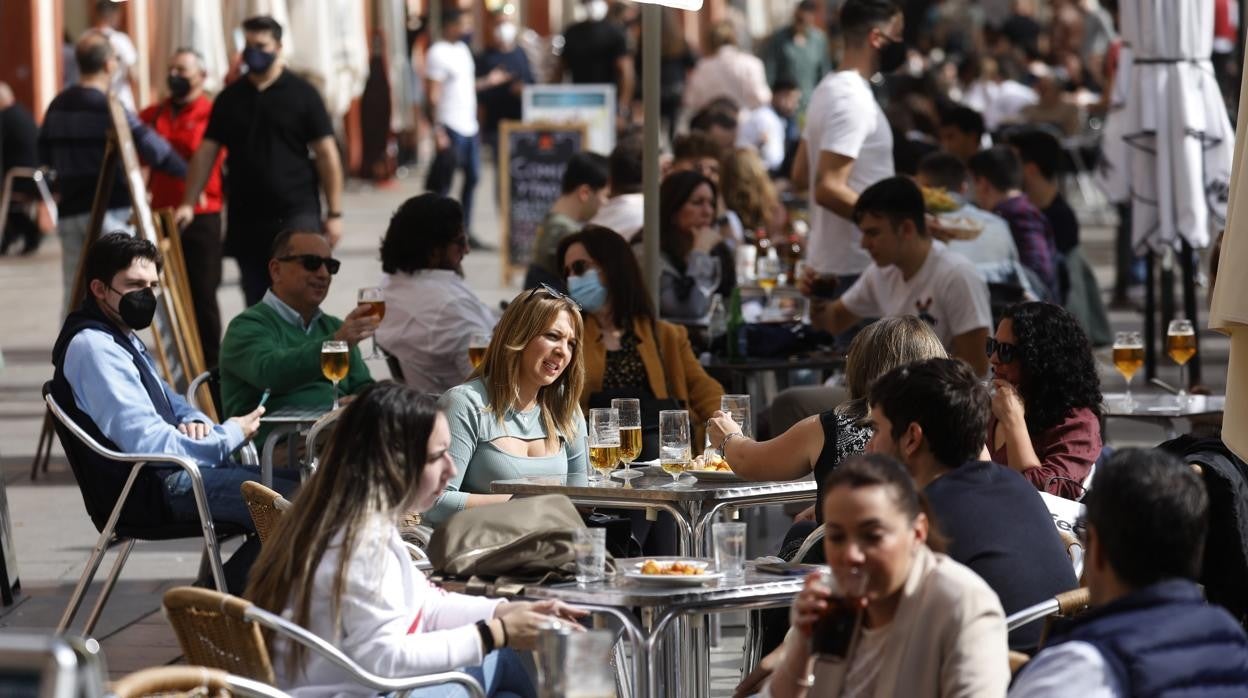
[278,254,341,275]
[985,337,1016,364]
[526,282,582,312]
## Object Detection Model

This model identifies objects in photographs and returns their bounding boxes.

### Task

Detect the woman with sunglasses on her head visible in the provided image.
[426,287,588,527]
[759,454,1008,698]
[248,382,585,697]
[987,302,1103,500]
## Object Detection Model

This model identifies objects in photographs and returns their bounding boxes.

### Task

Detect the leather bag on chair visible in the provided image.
[428,494,614,585]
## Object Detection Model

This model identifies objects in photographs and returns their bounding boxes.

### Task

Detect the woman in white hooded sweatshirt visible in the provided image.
[246,381,585,697]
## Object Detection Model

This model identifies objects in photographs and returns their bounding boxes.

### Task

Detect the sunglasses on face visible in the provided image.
[985,337,1017,364]
[563,259,592,279]
[526,282,582,312]
[278,254,341,275]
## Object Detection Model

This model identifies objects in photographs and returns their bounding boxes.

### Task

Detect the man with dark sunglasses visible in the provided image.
[219,228,375,443]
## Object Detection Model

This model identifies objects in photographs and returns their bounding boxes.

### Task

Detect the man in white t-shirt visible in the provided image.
[793,0,904,299]
[812,177,992,375]
[91,2,137,112]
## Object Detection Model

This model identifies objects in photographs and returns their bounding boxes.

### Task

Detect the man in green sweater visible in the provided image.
[219,228,376,444]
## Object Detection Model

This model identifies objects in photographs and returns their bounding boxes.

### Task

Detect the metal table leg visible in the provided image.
[260,424,299,487]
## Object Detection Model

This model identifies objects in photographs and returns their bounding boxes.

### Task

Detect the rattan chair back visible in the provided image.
[162,587,276,685]
[240,482,291,545]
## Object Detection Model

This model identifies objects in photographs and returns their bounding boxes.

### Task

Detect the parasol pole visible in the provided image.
[642,3,661,308]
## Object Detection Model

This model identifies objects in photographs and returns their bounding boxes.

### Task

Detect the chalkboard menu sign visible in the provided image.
[499,121,587,281]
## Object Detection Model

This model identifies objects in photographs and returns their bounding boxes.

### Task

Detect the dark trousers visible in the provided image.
[180,213,224,367]
[431,126,481,231]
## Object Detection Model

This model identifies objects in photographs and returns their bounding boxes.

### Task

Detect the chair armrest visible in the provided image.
[46,391,207,478]
[793,525,824,562]
[244,606,485,698]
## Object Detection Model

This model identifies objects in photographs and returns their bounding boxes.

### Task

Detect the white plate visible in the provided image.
[624,560,723,586]
[688,469,744,482]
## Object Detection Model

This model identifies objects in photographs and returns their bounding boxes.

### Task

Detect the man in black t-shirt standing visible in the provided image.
[175,15,343,307]
[556,0,633,114]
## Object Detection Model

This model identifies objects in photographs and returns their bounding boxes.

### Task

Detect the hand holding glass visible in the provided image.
[357,287,385,359]
[321,340,349,410]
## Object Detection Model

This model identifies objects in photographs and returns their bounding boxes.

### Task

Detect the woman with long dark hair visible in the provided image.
[639,170,729,320]
[988,301,1103,499]
[247,381,584,697]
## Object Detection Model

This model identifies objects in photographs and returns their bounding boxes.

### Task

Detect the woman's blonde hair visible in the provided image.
[845,316,947,400]
[472,288,585,444]
[721,148,781,233]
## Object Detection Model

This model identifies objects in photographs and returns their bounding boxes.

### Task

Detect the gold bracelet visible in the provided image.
[720,431,746,452]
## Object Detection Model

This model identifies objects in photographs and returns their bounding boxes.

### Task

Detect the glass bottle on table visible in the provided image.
[357,287,385,359]
[611,398,643,480]
[659,409,692,487]
[1166,319,1196,405]
[587,408,620,485]
[1112,331,1144,410]
[321,340,349,410]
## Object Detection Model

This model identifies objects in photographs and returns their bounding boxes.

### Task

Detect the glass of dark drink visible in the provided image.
[810,566,868,660]
[808,273,840,299]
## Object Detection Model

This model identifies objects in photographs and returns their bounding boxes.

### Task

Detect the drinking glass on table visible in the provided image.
[695,259,722,302]
[320,340,349,410]
[721,394,752,438]
[1166,319,1196,405]
[659,409,692,487]
[811,566,869,662]
[757,251,782,309]
[587,408,620,484]
[357,287,386,359]
[1112,331,1144,410]
[713,521,747,580]
[468,333,491,370]
[573,528,606,586]
[611,398,643,480]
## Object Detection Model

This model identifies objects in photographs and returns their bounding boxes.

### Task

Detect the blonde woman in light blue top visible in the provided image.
[430,287,587,526]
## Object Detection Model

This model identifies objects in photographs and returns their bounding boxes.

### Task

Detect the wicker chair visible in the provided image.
[240,482,291,545]
[110,666,287,698]
[1005,586,1092,673]
[161,587,485,697]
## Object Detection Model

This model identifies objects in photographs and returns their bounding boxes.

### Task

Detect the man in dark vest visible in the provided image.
[1010,448,1248,696]
[50,232,298,589]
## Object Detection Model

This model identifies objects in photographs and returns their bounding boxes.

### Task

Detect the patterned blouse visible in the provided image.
[601,330,648,390]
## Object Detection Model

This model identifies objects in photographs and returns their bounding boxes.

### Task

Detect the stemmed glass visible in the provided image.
[611,398,643,480]
[659,410,692,488]
[1166,319,1196,406]
[587,408,621,485]
[358,287,385,359]
[320,340,349,410]
[1112,331,1144,410]
[695,261,722,308]
[721,394,752,439]
[757,252,782,316]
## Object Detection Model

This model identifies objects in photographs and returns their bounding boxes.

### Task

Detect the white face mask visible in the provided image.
[494,22,518,48]
[585,0,609,22]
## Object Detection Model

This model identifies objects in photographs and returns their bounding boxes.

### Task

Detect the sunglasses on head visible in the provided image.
[563,259,592,279]
[526,282,581,312]
[278,254,341,275]
[985,337,1016,364]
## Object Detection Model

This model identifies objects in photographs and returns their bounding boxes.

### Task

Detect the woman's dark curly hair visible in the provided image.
[1003,302,1102,434]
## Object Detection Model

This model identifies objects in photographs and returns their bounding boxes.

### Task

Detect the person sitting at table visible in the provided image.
[430,287,587,527]
[754,454,1009,698]
[525,151,610,292]
[632,170,731,321]
[866,357,1077,651]
[51,232,298,592]
[808,176,993,375]
[374,193,497,394]
[219,228,376,445]
[248,381,586,697]
[988,301,1102,500]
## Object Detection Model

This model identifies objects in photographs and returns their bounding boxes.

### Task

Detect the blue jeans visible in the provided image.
[400,649,535,698]
[165,464,300,531]
[438,127,480,232]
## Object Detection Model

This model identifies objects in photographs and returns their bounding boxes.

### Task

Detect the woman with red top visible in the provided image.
[987,302,1103,500]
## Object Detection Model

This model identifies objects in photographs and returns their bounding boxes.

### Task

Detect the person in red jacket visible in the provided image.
[140,48,226,367]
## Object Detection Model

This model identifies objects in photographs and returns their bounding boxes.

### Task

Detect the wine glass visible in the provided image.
[696,261,722,308]
[587,408,620,485]
[1166,319,1196,406]
[611,398,643,480]
[358,287,385,359]
[468,333,491,371]
[659,409,692,488]
[721,394,752,439]
[320,340,349,410]
[1112,331,1144,410]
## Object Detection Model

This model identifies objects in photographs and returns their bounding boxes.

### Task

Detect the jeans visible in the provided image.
[436,126,481,232]
[399,649,535,698]
[165,464,300,530]
[59,208,134,315]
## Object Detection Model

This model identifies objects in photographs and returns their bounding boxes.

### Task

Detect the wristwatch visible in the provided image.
[475,619,496,653]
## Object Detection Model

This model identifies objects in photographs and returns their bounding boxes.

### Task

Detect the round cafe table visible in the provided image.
[1101,392,1224,440]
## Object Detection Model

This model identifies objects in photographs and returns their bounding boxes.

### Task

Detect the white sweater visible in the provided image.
[273,518,503,697]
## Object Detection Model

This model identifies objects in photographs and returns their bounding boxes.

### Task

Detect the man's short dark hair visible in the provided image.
[609,135,644,194]
[76,32,115,75]
[840,0,902,43]
[561,152,609,195]
[852,176,926,236]
[84,232,163,295]
[380,194,464,274]
[1084,448,1208,588]
[1007,128,1062,181]
[441,7,466,26]
[690,99,739,133]
[772,78,800,94]
[868,358,990,468]
[967,145,1023,192]
[940,105,986,138]
[672,131,721,163]
[270,227,325,261]
[242,15,283,42]
[917,151,969,192]
[796,0,818,13]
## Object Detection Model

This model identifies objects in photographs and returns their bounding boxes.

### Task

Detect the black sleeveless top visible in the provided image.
[813,403,873,524]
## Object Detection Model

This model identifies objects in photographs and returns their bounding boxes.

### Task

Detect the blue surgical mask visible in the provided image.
[567,269,608,313]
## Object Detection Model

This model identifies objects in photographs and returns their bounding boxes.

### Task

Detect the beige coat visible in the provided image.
[775,547,1010,698]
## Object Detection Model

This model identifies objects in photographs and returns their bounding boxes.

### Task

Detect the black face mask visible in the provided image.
[242,45,277,75]
[167,74,192,100]
[109,286,158,330]
[877,38,908,74]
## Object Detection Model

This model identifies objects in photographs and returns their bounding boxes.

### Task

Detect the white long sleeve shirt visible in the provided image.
[274,518,503,697]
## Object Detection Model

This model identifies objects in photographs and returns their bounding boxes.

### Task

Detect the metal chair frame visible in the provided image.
[45,393,229,636]
[111,666,290,698]
[0,166,58,239]
[185,370,259,466]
